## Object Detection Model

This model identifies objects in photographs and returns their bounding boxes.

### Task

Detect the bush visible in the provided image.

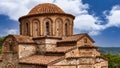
[0,37,4,53]
[102,53,120,68]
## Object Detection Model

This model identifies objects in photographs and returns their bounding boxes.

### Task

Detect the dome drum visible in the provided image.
[19,3,74,37]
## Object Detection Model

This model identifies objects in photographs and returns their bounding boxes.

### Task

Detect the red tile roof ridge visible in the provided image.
[46,46,77,53]
[4,34,35,44]
[96,56,108,61]
[59,34,84,43]
[78,45,98,48]
[59,33,94,43]
[19,55,64,65]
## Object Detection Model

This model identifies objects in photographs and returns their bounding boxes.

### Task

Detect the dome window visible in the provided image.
[46,22,50,35]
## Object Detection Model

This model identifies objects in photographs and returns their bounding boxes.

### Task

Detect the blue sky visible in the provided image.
[0,0,120,47]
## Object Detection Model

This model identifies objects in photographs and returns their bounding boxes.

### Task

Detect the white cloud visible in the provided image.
[54,0,89,15]
[7,29,18,35]
[0,29,18,37]
[0,0,88,20]
[74,14,104,31]
[1,0,120,36]
[105,5,120,28]
[0,0,54,20]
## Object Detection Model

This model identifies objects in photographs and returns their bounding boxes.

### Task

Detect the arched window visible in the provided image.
[9,40,13,51]
[43,18,52,36]
[6,63,14,68]
[33,19,40,37]
[25,23,29,36]
[84,38,87,43]
[65,23,68,36]
[64,19,70,36]
[46,22,49,35]
[56,18,62,36]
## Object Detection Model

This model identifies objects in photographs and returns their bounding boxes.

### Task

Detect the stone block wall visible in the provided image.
[77,36,94,46]
[1,52,19,68]
[19,44,36,58]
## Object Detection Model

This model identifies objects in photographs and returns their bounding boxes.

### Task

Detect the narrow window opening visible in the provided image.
[46,22,49,35]
[25,23,29,35]
[65,23,67,36]
[9,40,13,51]
[84,38,87,43]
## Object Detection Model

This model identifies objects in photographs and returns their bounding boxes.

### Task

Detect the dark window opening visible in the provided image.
[9,40,13,51]
[84,38,87,43]
[25,23,29,35]
[65,23,67,36]
[35,22,38,31]
[46,22,49,35]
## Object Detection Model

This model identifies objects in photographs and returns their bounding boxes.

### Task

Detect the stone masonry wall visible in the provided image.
[19,44,36,58]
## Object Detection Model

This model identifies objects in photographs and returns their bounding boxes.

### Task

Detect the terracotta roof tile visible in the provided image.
[9,35,35,44]
[58,34,85,43]
[46,46,76,53]
[28,3,65,15]
[96,56,108,61]
[79,45,98,48]
[19,55,63,65]
[58,33,94,43]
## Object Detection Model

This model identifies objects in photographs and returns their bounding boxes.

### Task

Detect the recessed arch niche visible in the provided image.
[55,18,63,36]
[64,19,70,36]
[32,19,40,37]
[43,18,53,36]
[23,20,30,36]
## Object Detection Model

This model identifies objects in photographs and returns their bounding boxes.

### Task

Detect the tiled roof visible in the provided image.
[19,55,63,65]
[46,46,77,53]
[28,3,65,15]
[79,45,98,48]
[33,35,62,40]
[8,35,35,44]
[96,56,108,61]
[58,34,85,43]
[58,33,95,43]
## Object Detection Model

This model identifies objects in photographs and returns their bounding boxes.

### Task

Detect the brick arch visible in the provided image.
[32,19,40,37]
[6,62,15,68]
[55,18,63,36]
[21,19,30,36]
[2,35,18,53]
[64,19,70,36]
[43,18,53,36]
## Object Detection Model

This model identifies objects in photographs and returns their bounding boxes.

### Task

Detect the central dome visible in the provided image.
[28,3,65,15]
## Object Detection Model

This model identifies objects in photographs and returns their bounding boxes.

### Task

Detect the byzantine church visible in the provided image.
[0,3,108,68]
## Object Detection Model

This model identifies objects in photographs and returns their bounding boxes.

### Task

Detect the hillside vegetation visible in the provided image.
[99,47,120,54]
[0,37,4,53]
[102,54,120,68]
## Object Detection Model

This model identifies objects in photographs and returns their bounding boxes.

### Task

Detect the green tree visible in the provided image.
[102,54,120,68]
[0,37,5,53]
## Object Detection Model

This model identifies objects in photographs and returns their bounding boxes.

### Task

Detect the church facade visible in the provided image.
[0,3,108,68]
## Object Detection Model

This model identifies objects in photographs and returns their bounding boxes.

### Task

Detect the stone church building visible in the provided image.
[0,3,108,68]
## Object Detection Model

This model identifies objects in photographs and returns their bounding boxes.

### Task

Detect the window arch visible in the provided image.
[65,23,68,36]
[46,22,49,35]
[84,38,87,43]
[33,19,40,37]
[43,18,52,36]
[24,22,29,36]
[55,18,63,36]
[64,19,70,36]
[6,63,14,68]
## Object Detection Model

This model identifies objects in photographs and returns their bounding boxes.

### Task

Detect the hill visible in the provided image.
[99,47,120,54]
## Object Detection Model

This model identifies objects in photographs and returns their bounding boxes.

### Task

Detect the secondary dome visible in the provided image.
[28,3,65,15]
